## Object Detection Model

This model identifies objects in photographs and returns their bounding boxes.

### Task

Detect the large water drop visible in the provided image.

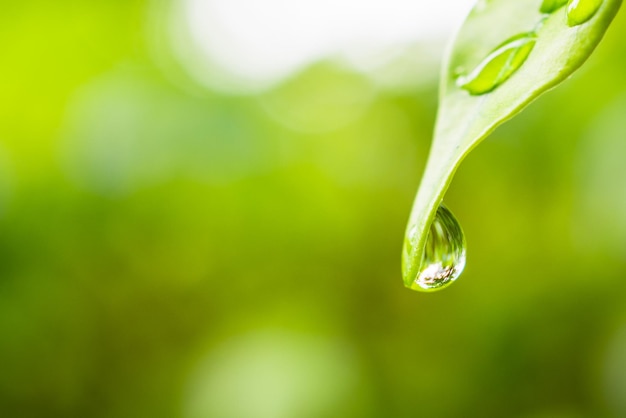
[408,204,466,292]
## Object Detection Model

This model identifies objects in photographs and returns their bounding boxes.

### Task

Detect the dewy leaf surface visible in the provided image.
[402,0,621,288]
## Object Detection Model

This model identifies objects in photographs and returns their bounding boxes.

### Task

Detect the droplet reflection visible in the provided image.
[411,204,466,292]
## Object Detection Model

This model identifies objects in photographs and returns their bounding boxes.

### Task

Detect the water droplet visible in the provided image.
[409,204,467,292]
[540,0,568,14]
[567,0,603,26]
[457,32,537,95]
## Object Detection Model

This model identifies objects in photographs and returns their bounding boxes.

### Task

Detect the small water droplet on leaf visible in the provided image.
[567,0,604,26]
[457,32,537,95]
[540,0,569,14]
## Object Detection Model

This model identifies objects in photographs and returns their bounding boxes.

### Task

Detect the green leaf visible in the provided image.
[402,0,622,289]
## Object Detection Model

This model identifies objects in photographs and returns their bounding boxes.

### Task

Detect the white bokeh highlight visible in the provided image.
[179,0,475,91]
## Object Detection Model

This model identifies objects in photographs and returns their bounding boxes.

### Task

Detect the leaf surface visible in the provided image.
[403,0,622,288]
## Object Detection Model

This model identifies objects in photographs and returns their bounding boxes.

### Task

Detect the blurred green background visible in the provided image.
[2,1,626,417]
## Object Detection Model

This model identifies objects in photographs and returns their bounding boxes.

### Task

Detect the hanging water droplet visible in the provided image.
[406,204,466,292]
[540,0,568,14]
[457,32,537,95]
[567,0,604,26]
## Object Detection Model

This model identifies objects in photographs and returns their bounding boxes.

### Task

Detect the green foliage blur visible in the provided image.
[1,1,626,417]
